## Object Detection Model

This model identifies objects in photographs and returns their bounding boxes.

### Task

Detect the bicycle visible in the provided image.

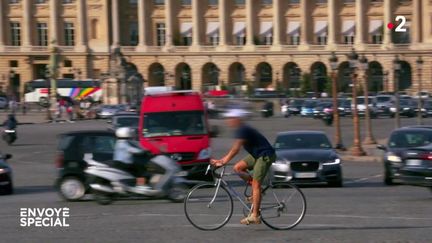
[184,165,306,230]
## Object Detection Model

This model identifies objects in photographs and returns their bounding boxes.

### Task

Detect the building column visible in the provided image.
[412,0,421,45]
[137,0,148,51]
[49,0,59,44]
[383,0,393,48]
[299,0,309,50]
[22,0,33,50]
[76,0,88,51]
[355,0,366,49]
[327,0,337,48]
[0,1,5,50]
[164,0,174,48]
[111,0,120,46]
[191,0,201,49]
[272,0,282,50]
[218,0,227,47]
[245,0,255,49]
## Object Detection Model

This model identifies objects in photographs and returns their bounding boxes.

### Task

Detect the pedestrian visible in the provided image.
[66,103,74,123]
[22,102,27,115]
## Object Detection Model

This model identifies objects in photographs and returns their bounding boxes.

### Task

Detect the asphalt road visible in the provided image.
[1,116,432,243]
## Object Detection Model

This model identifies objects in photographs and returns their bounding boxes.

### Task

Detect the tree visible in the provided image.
[300,72,312,95]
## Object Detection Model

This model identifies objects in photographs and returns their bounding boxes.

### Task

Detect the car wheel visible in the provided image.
[0,182,13,195]
[58,177,86,201]
[93,191,113,205]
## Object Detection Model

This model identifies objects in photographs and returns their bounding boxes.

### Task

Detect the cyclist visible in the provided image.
[211,109,276,225]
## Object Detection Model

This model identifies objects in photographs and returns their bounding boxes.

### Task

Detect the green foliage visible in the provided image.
[300,72,312,94]
[324,76,332,95]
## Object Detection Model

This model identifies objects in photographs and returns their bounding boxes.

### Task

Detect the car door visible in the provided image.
[83,135,116,162]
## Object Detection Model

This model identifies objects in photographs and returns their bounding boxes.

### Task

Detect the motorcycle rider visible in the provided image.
[113,127,177,191]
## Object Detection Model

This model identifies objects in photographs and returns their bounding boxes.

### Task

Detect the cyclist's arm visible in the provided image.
[220,139,244,165]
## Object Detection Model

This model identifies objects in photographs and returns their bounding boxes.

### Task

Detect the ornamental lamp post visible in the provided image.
[347,49,366,156]
[416,56,424,125]
[329,52,345,150]
[359,54,376,145]
[393,55,401,129]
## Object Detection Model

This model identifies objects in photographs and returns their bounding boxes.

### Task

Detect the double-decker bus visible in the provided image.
[24,79,102,105]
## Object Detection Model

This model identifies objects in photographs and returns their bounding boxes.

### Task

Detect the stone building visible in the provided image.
[0,0,431,99]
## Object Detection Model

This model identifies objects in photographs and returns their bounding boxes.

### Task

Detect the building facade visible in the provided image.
[0,0,431,99]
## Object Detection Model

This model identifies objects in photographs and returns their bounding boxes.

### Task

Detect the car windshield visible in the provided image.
[357,98,372,104]
[303,101,317,108]
[274,133,332,150]
[388,130,432,148]
[290,100,304,106]
[115,117,139,127]
[377,96,391,102]
[399,100,410,106]
[143,111,207,137]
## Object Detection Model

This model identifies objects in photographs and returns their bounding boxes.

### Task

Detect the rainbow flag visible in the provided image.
[68,87,101,99]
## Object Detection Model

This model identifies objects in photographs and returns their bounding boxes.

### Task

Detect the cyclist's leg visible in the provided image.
[233,154,254,183]
[251,155,275,217]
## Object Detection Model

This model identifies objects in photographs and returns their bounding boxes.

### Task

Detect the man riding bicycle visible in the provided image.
[211,109,276,225]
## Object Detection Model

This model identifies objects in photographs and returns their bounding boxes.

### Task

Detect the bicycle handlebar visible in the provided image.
[205,164,226,179]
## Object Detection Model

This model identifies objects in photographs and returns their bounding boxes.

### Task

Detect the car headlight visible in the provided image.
[323,158,341,166]
[197,147,212,160]
[386,153,402,163]
[0,168,10,174]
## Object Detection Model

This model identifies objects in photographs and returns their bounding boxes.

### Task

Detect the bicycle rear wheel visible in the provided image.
[184,183,233,231]
[260,182,306,230]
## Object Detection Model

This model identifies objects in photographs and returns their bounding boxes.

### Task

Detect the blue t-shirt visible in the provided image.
[234,124,275,159]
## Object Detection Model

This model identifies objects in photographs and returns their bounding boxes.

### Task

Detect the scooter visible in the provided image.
[321,111,334,126]
[84,153,188,205]
[2,129,17,145]
[281,104,290,118]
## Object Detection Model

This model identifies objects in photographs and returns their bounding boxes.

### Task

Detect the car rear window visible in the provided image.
[58,135,75,150]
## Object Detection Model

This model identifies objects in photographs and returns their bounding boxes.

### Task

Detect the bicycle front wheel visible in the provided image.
[184,183,233,231]
[260,183,306,230]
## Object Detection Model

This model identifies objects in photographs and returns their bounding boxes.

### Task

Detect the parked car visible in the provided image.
[413,91,430,99]
[55,130,116,201]
[271,131,343,187]
[377,126,432,185]
[375,95,394,117]
[286,99,304,116]
[356,96,378,118]
[0,97,8,109]
[300,100,318,117]
[423,100,432,117]
[313,102,333,119]
[389,99,416,118]
[108,112,140,133]
[0,153,13,195]
[338,99,351,116]
[96,105,127,119]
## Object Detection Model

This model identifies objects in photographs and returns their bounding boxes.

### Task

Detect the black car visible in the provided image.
[389,99,416,118]
[287,99,304,115]
[423,100,432,117]
[337,99,351,117]
[0,153,13,195]
[377,126,432,185]
[270,131,343,187]
[56,130,116,201]
[397,145,432,189]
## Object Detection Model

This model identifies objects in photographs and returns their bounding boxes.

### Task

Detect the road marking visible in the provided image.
[344,174,382,184]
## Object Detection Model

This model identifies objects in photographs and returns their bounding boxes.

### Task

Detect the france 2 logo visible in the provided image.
[387,16,408,32]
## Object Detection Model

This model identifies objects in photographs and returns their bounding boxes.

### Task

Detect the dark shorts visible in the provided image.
[243,154,276,183]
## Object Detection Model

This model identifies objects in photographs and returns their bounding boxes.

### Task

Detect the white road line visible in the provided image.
[344,174,382,184]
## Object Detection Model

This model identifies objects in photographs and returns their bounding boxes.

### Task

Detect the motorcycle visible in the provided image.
[2,129,17,145]
[84,153,188,205]
[321,110,334,126]
[281,104,290,118]
[261,101,274,118]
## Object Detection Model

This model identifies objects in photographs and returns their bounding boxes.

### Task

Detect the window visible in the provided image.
[64,22,75,46]
[129,0,137,4]
[62,0,74,3]
[9,60,19,68]
[317,36,327,45]
[9,0,20,3]
[154,0,164,5]
[129,22,138,46]
[156,23,166,46]
[263,36,273,45]
[209,36,219,46]
[372,34,382,44]
[183,36,192,46]
[288,0,300,3]
[262,0,272,4]
[343,0,355,3]
[35,0,47,3]
[393,26,410,44]
[289,35,300,45]
[235,0,245,5]
[10,22,21,46]
[236,36,246,46]
[63,60,73,67]
[344,35,354,44]
[208,0,218,5]
[37,23,48,46]
[316,0,327,4]
[181,0,191,5]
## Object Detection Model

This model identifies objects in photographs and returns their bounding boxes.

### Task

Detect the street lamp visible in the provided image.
[359,54,376,145]
[393,55,401,129]
[416,56,424,125]
[347,48,366,156]
[329,52,345,150]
